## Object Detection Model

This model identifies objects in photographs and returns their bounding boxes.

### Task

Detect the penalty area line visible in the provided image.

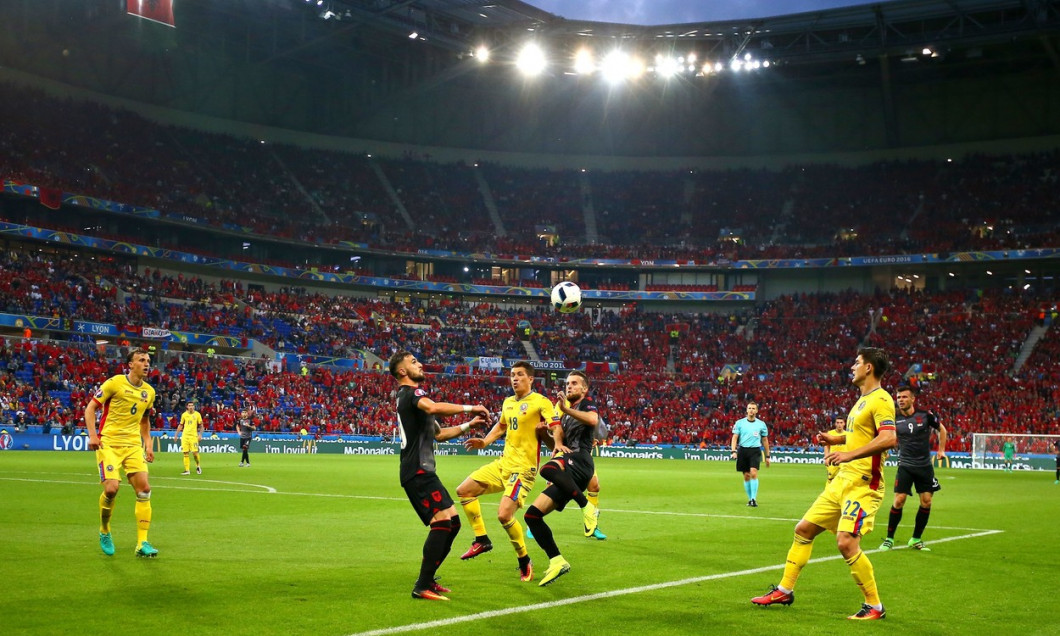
[346,528,1004,636]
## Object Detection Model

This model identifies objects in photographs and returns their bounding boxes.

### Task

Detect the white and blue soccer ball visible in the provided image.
[550,281,582,314]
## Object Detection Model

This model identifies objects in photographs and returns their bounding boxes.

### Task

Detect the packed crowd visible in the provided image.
[4,84,1060,270]
[3,271,1057,451]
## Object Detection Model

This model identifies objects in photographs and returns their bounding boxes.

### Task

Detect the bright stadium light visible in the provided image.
[474,45,490,62]
[600,50,631,83]
[656,55,680,78]
[573,48,595,74]
[516,42,547,76]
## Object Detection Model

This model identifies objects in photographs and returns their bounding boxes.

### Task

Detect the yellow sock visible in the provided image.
[183,454,190,472]
[846,550,881,606]
[586,491,599,507]
[99,492,115,534]
[779,533,815,591]
[135,496,152,545]
[460,497,487,537]
[503,519,527,558]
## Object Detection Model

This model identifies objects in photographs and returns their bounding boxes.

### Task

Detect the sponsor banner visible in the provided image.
[141,327,172,339]
[478,356,503,370]
[505,359,571,371]
[74,320,118,337]
[4,436,1057,470]
[0,313,62,330]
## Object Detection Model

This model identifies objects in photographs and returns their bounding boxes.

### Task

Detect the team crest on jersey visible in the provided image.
[141,390,148,400]
[107,465,114,472]
[520,403,528,413]
[414,388,426,397]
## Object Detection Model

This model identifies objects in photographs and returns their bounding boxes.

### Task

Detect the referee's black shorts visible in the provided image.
[736,446,762,473]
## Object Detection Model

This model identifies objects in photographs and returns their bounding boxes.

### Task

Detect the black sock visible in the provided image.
[887,506,903,539]
[912,505,931,539]
[524,505,560,559]
[416,519,452,589]
[242,449,250,463]
[1056,468,1059,480]
[540,461,588,508]
[442,516,460,561]
[475,534,491,546]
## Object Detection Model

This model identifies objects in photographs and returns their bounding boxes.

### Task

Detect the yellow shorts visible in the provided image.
[181,438,200,453]
[96,444,148,482]
[803,473,883,536]
[468,458,538,508]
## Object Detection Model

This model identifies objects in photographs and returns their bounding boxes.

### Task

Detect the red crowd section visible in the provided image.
[3,84,1059,264]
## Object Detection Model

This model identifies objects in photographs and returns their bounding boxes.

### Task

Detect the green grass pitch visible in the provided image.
[1,451,1055,635]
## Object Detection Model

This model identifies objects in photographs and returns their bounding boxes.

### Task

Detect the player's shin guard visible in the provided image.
[540,461,588,508]
[887,506,903,538]
[846,550,881,606]
[502,518,527,557]
[417,519,452,589]
[442,516,460,561]
[459,497,488,538]
[912,506,931,539]
[183,453,190,472]
[134,491,152,544]
[99,492,116,533]
[778,533,814,591]
[524,506,560,559]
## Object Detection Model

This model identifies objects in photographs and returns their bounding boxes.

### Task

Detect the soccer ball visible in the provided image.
[551,281,582,313]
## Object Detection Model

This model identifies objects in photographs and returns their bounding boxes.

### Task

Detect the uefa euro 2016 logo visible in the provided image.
[0,432,14,450]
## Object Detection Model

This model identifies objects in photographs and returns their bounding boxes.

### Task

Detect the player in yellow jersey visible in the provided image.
[85,348,159,558]
[456,361,558,582]
[752,347,897,620]
[824,415,848,484]
[176,401,204,475]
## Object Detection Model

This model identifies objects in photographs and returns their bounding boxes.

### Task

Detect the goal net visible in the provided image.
[971,433,1060,470]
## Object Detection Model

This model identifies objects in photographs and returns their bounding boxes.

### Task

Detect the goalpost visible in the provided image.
[971,433,1060,470]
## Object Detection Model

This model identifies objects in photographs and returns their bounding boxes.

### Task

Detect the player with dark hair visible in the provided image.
[456,361,558,583]
[752,347,897,620]
[389,350,490,601]
[236,407,256,467]
[176,401,204,475]
[880,384,946,552]
[524,370,600,587]
[85,348,158,558]
[730,401,770,507]
[824,415,847,484]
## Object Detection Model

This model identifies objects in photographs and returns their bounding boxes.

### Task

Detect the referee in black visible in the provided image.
[389,350,490,601]
[879,384,947,552]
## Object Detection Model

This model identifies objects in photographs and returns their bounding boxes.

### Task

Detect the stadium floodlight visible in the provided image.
[600,50,631,83]
[408,31,418,39]
[516,43,547,76]
[714,62,724,72]
[730,59,743,72]
[474,45,490,62]
[573,48,595,75]
[656,55,680,78]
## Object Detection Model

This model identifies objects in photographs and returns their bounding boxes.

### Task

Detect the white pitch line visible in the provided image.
[0,475,1006,532]
[347,528,1004,636]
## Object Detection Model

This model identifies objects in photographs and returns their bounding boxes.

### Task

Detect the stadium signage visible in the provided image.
[75,320,117,336]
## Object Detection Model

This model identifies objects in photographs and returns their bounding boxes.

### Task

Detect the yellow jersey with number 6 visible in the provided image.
[92,374,156,447]
[499,391,558,471]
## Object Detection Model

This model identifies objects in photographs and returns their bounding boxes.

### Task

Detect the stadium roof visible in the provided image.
[314,0,1060,68]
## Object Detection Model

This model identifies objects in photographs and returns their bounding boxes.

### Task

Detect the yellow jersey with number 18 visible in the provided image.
[499,391,558,471]
[92,374,156,447]
[180,411,203,440]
